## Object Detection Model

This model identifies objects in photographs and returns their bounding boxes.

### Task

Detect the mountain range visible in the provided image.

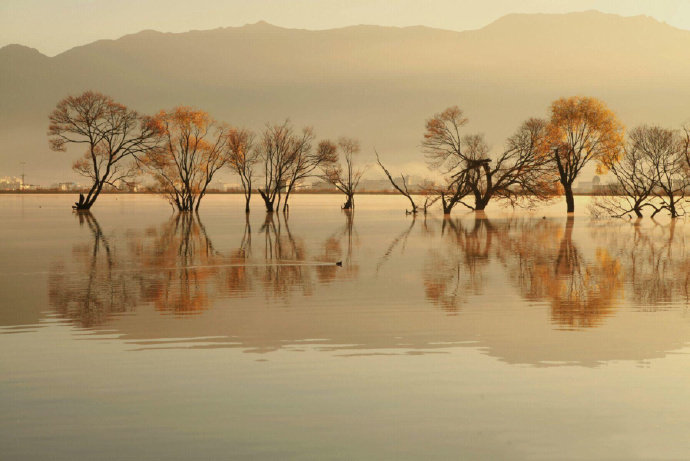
[2,10,690,184]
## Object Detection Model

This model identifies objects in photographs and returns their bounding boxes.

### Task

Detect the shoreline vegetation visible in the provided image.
[43,90,690,218]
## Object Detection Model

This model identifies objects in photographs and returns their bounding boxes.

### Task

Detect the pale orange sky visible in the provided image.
[2,0,690,56]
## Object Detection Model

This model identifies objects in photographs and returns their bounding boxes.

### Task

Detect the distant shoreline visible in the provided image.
[0,190,635,197]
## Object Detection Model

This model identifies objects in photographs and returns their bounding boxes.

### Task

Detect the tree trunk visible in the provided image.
[259,189,274,212]
[474,194,490,211]
[564,183,575,213]
[245,194,251,213]
[343,194,354,209]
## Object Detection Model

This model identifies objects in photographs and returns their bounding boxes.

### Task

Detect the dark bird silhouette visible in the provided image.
[335,261,343,267]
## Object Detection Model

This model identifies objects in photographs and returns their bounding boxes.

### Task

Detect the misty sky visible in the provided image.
[2,0,690,56]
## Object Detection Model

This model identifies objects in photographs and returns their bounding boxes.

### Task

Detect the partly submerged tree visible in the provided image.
[48,90,160,210]
[591,126,665,218]
[638,125,690,218]
[282,128,334,212]
[422,107,555,212]
[226,128,258,213]
[143,107,228,212]
[320,137,365,209]
[545,96,625,213]
[375,151,438,215]
[257,121,320,212]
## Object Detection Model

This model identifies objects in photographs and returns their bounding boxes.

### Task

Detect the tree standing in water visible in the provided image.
[143,107,228,212]
[48,90,160,210]
[545,96,624,213]
[422,107,555,212]
[226,128,258,213]
[257,121,312,212]
[321,138,365,209]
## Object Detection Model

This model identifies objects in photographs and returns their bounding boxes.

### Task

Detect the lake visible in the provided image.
[1,194,689,460]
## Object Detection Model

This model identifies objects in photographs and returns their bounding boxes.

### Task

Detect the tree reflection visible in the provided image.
[49,211,353,327]
[496,216,623,329]
[423,214,494,313]
[592,219,690,309]
[316,209,359,283]
[420,214,624,326]
[139,213,219,314]
[48,212,138,327]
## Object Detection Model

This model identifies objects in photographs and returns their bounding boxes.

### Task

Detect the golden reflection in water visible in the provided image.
[501,216,623,329]
[48,210,358,326]
[49,210,690,333]
[421,215,624,328]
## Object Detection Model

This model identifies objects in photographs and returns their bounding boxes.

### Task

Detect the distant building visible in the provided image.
[359,179,393,192]
[0,176,22,190]
[310,180,337,191]
[58,182,79,191]
[574,175,602,194]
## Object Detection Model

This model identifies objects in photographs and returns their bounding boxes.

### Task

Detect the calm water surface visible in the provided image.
[1,194,690,460]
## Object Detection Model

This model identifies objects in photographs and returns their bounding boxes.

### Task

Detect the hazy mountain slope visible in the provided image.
[2,11,690,184]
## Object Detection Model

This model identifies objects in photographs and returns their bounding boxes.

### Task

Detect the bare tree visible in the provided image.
[226,128,258,213]
[257,121,317,213]
[591,126,663,218]
[48,90,159,210]
[422,107,555,212]
[282,129,334,212]
[376,150,422,214]
[640,125,690,218]
[143,107,228,212]
[321,138,365,209]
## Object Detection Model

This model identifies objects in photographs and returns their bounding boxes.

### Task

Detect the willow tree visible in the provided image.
[48,90,159,210]
[546,96,624,213]
[144,107,228,212]
[226,128,258,213]
[320,138,365,209]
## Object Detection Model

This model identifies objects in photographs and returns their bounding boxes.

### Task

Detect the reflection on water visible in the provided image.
[421,215,623,328]
[48,211,358,325]
[39,205,690,365]
[4,196,690,460]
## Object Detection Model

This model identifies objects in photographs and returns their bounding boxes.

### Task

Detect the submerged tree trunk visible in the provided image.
[563,183,575,213]
[474,193,490,211]
[342,194,354,210]
[259,190,274,212]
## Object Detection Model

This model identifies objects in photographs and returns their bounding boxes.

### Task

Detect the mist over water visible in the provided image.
[2,194,690,460]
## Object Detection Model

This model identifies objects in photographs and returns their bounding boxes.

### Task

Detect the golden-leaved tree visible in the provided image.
[144,107,228,212]
[546,96,624,213]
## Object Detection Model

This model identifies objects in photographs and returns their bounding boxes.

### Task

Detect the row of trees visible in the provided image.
[48,91,364,212]
[378,96,627,215]
[49,91,690,218]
